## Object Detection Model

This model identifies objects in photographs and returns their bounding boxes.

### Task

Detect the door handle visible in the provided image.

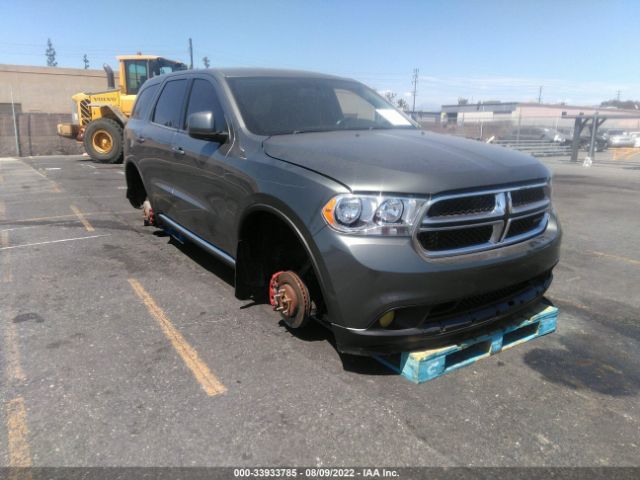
[172,146,185,155]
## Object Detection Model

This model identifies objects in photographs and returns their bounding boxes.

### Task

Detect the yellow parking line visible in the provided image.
[51,183,62,193]
[588,250,640,267]
[6,397,33,468]
[5,320,26,382]
[70,205,95,232]
[128,278,227,396]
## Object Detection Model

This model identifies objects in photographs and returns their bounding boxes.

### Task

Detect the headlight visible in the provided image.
[335,197,362,225]
[375,198,404,223]
[322,194,426,236]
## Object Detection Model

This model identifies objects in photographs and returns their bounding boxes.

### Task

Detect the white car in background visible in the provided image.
[628,132,640,147]
[607,130,636,147]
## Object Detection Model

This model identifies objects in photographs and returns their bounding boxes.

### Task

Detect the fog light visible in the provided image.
[379,311,395,328]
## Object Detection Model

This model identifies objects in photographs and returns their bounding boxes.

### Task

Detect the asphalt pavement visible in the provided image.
[0,154,638,467]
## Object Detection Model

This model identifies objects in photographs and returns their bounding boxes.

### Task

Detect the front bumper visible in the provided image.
[312,213,561,355]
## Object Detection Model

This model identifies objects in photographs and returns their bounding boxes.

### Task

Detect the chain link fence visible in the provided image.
[0,113,83,157]
[416,114,640,161]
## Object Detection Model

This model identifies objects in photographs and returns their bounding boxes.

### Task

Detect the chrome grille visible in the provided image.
[428,194,495,217]
[415,182,550,257]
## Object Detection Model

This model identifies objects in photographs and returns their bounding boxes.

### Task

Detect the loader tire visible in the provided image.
[84,118,124,164]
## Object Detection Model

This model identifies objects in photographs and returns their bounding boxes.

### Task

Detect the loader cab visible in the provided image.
[119,56,188,96]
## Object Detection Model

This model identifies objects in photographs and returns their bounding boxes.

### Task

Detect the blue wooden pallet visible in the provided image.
[374,300,558,384]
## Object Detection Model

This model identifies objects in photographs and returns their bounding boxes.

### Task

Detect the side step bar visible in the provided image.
[157,213,236,268]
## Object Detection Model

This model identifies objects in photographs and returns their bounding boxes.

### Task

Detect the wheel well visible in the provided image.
[235,211,326,316]
[125,163,147,208]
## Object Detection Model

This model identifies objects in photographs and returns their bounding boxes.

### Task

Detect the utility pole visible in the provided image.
[616,90,621,101]
[538,86,543,104]
[411,68,419,113]
[188,38,194,69]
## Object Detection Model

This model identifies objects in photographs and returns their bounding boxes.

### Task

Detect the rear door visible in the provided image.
[143,78,189,217]
[125,81,159,163]
[172,76,232,251]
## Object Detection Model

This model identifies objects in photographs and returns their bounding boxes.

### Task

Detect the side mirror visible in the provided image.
[187,111,228,142]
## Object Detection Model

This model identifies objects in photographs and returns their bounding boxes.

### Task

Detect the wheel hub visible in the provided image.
[92,130,113,154]
[269,270,311,329]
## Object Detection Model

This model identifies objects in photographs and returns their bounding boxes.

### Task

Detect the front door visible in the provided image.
[172,77,232,252]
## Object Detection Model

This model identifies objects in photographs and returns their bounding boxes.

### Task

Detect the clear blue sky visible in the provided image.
[2,0,638,108]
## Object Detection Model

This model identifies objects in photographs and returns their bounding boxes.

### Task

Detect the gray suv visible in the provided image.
[124,68,561,355]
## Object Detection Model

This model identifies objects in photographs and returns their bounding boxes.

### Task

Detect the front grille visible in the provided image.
[80,99,91,126]
[428,194,495,217]
[418,225,493,251]
[506,213,545,238]
[511,187,545,207]
[416,182,550,257]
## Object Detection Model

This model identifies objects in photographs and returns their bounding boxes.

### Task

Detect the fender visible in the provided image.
[235,202,335,309]
[92,104,128,126]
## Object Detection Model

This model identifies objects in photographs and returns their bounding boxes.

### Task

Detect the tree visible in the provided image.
[83,54,89,69]
[202,56,211,68]
[45,38,57,67]
[383,91,397,103]
[457,97,469,105]
[397,98,409,111]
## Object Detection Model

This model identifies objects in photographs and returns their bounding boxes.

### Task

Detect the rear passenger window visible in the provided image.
[184,79,225,131]
[131,84,159,120]
[153,79,188,128]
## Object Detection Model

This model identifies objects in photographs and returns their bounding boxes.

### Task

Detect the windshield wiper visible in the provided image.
[291,128,335,134]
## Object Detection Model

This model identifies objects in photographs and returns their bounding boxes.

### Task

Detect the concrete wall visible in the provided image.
[0,64,117,114]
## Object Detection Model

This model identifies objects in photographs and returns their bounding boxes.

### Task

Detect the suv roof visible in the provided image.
[144,67,347,83]
[205,67,344,79]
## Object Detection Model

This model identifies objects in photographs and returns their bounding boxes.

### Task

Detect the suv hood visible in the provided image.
[263,129,549,194]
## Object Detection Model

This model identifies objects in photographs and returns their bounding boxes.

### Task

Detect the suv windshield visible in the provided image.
[227,76,416,136]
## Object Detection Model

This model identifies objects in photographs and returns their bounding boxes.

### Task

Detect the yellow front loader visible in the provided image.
[57,55,187,163]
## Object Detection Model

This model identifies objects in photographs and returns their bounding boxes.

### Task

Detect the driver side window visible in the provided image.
[184,79,225,132]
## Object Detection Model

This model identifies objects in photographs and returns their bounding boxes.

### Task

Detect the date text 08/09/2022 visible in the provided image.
[233,467,400,478]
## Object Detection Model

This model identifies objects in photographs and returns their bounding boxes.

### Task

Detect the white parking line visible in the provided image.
[0,234,110,251]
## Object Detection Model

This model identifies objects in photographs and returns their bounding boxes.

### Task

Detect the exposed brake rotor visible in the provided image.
[269,270,311,329]
[142,199,155,226]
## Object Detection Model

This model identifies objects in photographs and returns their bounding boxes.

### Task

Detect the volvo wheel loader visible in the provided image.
[57,55,187,163]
